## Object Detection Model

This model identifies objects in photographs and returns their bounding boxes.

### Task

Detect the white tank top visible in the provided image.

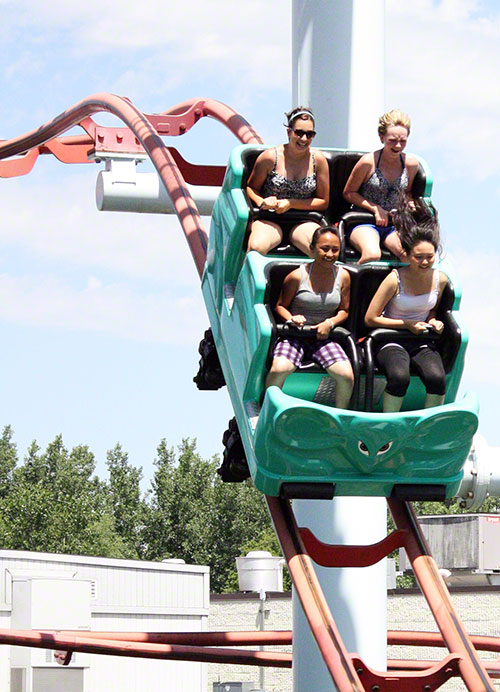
[384,269,439,322]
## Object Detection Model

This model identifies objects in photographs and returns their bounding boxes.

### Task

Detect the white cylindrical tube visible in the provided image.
[96,168,219,216]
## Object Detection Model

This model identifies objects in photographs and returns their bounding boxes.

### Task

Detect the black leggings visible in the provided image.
[376,343,446,398]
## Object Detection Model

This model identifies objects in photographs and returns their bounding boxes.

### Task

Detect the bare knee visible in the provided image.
[327,360,354,386]
[349,226,382,264]
[289,222,319,257]
[247,234,272,255]
[266,357,296,388]
[247,221,282,255]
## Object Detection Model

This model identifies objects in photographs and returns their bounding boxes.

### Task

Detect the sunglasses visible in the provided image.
[292,128,316,140]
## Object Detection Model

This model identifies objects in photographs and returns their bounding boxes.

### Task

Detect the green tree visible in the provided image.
[106,443,145,558]
[0,434,129,558]
[144,439,217,566]
[144,438,273,592]
[0,425,18,498]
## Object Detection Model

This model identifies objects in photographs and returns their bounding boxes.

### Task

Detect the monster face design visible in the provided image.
[271,401,478,477]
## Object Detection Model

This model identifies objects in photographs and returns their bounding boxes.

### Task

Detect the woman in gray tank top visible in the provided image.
[343,109,420,264]
[265,227,354,409]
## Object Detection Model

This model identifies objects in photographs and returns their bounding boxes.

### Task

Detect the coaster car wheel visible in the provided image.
[217,417,250,482]
[193,328,226,390]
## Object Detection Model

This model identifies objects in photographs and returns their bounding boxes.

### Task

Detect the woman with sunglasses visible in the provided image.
[246,107,329,256]
[343,109,420,264]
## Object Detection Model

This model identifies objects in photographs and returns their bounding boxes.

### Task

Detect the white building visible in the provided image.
[0,550,209,692]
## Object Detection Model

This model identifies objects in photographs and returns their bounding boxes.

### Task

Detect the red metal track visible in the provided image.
[388,499,495,692]
[0,628,291,668]
[0,95,262,277]
[268,495,498,692]
[0,94,499,690]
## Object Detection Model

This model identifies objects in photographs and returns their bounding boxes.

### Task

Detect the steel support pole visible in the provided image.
[291,2,387,689]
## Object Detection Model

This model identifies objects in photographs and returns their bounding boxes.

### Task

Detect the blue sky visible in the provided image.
[0,0,498,484]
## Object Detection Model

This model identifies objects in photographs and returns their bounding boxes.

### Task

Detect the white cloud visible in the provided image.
[0,171,202,287]
[386,0,500,182]
[1,0,291,90]
[0,272,205,344]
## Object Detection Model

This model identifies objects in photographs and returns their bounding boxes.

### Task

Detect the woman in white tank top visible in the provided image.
[365,199,448,412]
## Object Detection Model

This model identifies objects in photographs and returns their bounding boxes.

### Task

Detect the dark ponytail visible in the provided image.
[393,196,441,256]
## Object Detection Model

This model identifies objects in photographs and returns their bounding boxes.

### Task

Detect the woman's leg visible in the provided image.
[382,391,404,412]
[348,225,382,264]
[376,344,410,412]
[384,230,406,262]
[424,393,445,408]
[325,360,354,409]
[247,220,283,255]
[289,221,321,257]
[265,356,297,389]
[411,347,446,409]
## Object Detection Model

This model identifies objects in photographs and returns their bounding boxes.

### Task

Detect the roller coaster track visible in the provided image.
[0,95,497,691]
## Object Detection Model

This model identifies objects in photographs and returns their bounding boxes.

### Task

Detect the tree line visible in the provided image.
[0,426,286,592]
[0,424,495,592]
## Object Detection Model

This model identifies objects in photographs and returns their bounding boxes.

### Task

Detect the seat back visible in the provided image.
[241,148,365,256]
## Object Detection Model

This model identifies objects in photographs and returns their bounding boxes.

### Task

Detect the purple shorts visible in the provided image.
[273,338,349,369]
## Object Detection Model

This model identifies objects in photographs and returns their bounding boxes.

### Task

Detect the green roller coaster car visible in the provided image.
[201,144,479,499]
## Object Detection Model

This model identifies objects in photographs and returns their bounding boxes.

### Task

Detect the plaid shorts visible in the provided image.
[273,338,349,369]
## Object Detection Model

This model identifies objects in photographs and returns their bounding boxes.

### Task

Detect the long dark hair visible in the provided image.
[393,196,442,256]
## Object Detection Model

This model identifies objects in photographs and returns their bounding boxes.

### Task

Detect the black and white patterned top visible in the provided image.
[261,148,317,199]
[359,150,408,211]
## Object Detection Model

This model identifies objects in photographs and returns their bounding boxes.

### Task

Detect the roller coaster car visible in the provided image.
[201,145,478,500]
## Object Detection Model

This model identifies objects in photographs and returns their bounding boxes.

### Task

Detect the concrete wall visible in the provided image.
[209,588,500,692]
[209,593,291,692]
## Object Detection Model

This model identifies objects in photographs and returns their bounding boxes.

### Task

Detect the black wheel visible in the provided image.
[193,328,226,390]
[217,417,250,482]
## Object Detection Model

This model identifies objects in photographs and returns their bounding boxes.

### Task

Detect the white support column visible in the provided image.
[292,0,385,150]
[291,2,387,689]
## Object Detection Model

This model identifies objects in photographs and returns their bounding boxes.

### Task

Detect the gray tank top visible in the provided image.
[289,264,343,325]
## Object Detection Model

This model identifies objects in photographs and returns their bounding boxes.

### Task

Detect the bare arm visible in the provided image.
[426,271,448,333]
[275,269,304,326]
[331,268,350,327]
[246,149,275,208]
[343,155,377,211]
[405,154,420,197]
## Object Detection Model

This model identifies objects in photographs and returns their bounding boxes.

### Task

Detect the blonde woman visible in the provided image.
[343,109,419,264]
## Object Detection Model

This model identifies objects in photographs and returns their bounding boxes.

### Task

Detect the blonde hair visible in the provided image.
[378,109,411,137]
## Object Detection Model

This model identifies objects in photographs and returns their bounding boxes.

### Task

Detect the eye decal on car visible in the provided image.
[358,441,369,456]
[377,441,393,456]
